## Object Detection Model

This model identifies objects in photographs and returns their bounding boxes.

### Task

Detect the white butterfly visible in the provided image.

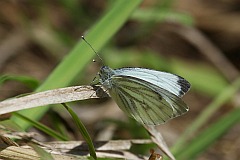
[98,66,190,125]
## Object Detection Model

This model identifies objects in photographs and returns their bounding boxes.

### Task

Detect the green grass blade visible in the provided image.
[175,108,240,159]
[0,119,24,132]
[29,143,54,160]
[10,0,142,130]
[62,103,96,159]
[131,8,194,25]
[171,76,240,154]
[0,75,39,90]
[13,112,68,141]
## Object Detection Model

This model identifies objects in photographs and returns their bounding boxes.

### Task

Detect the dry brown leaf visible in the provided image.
[144,125,175,160]
[0,139,153,160]
[0,85,109,115]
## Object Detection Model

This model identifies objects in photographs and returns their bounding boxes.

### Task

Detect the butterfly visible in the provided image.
[98,66,190,125]
[82,36,190,125]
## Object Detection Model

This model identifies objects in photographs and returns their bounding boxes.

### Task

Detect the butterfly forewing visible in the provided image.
[114,68,191,97]
[109,75,189,125]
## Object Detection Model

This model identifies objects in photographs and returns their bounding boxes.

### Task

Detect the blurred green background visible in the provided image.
[0,0,240,159]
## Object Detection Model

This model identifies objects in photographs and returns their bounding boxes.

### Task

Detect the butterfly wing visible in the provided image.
[109,75,189,125]
[114,68,191,97]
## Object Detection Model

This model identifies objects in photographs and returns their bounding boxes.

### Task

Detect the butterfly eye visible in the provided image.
[101,66,108,70]
[100,66,110,74]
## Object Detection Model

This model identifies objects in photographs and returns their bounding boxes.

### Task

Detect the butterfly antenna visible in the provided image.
[81,36,104,64]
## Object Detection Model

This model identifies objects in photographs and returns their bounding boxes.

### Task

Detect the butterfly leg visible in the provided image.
[90,76,98,85]
[89,84,109,98]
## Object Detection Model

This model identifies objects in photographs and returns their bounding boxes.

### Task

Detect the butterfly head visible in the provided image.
[99,66,115,89]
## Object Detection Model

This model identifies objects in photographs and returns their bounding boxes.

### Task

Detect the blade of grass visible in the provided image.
[131,8,194,25]
[0,119,24,132]
[29,143,54,160]
[13,112,68,141]
[10,0,142,130]
[62,103,96,159]
[49,110,70,139]
[0,75,39,90]
[175,108,240,159]
[171,76,240,154]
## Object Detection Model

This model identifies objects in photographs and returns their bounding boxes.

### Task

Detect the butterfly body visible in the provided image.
[99,66,190,125]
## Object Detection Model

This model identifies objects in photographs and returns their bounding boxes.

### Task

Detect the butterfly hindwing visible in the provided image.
[109,75,189,125]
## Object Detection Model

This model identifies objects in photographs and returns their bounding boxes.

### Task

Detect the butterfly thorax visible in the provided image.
[99,66,115,89]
